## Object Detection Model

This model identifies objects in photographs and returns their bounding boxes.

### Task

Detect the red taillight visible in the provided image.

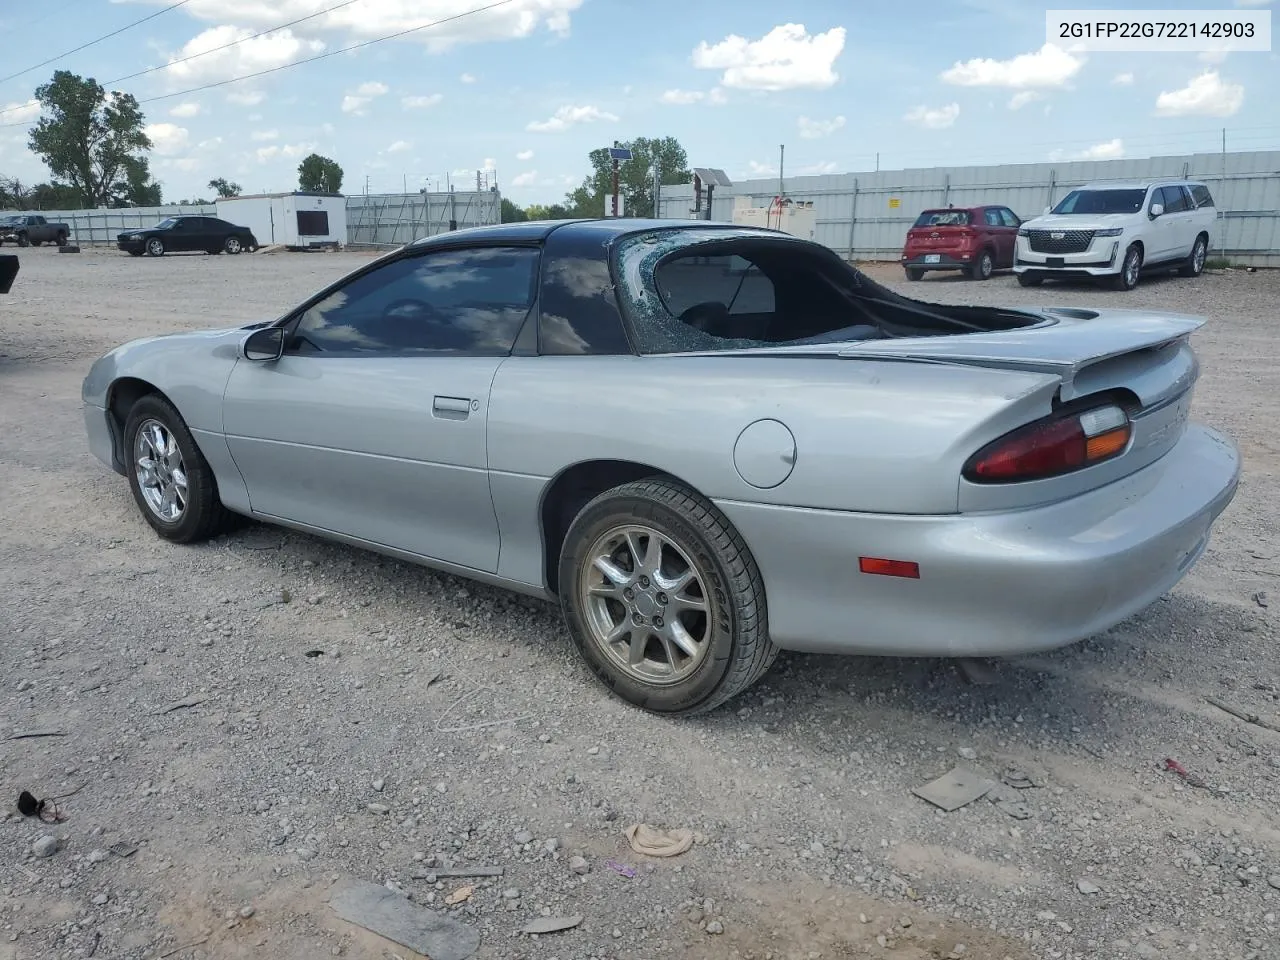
[964,404,1131,483]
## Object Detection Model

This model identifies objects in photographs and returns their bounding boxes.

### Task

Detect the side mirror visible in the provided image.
[1149,203,1164,218]
[241,326,284,361]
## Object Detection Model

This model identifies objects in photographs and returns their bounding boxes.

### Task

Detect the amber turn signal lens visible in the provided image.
[1085,426,1130,461]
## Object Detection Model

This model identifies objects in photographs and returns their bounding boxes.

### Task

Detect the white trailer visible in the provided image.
[214,192,347,249]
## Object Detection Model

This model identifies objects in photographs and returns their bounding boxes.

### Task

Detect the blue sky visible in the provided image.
[0,0,1276,205]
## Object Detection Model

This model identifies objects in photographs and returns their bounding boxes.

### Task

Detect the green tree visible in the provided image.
[563,136,690,218]
[28,70,156,208]
[298,153,343,193]
[523,202,569,220]
[28,182,83,210]
[111,155,162,206]
[500,197,528,222]
[208,177,242,198]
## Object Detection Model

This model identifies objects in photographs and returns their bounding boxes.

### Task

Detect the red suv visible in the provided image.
[900,205,1021,281]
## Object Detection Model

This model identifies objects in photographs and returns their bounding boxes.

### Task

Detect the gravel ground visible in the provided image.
[1,247,1277,960]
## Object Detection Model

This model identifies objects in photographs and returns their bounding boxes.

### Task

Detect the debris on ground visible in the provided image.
[624,823,694,858]
[329,878,479,960]
[444,885,473,905]
[519,915,583,935]
[1001,768,1042,790]
[153,696,209,715]
[8,729,68,740]
[426,867,503,880]
[1163,757,1210,789]
[1077,879,1101,895]
[912,767,995,812]
[1205,695,1280,733]
[605,859,636,878]
[31,835,58,858]
[108,841,138,858]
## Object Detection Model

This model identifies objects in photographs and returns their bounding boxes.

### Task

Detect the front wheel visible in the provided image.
[146,237,165,257]
[1178,235,1207,277]
[1110,244,1142,290]
[559,478,778,715]
[223,236,243,255]
[16,233,29,248]
[123,394,234,543]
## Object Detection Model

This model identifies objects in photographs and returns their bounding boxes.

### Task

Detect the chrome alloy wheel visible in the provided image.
[579,524,711,684]
[134,419,188,522]
[1123,249,1140,287]
[1193,239,1206,273]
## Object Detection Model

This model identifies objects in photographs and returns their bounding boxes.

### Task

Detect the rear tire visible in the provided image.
[905,268,924,282]
[1110,244,1142,290]
[223,236,243,255]
[558,477,778,716]
[56,232,67,246]
[123,394,235,543]
[1016,272,1042,287]
[1178,235,1208,277]
[969,249,994,281]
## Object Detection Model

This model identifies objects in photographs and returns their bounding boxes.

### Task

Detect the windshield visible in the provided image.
[153,218,179,230]
[0,216,21,225]
[1051,189,1146,215]
[913,210,970,227]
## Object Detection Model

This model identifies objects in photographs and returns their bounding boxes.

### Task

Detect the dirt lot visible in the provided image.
[1,247,1277,960]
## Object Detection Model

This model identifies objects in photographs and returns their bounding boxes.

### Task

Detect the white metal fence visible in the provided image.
[657,149,1280,268]
[1,190,501,249]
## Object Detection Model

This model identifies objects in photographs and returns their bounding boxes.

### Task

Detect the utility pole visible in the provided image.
[778,144,784,198]
[653,161,661,218]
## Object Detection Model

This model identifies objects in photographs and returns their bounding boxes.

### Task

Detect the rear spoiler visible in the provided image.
[0,254,17,294]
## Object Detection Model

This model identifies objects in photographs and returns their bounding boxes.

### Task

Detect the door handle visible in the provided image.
[433,395,472,420]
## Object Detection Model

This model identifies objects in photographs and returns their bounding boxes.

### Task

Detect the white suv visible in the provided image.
[1013,179,1216,291]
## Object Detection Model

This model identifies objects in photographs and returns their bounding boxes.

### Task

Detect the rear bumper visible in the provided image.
[902,253,973,270]
[715,423,1240,658]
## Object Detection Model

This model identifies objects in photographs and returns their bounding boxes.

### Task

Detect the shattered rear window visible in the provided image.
[913,210,971,227]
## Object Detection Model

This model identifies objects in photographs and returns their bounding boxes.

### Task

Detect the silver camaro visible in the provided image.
[82,219,1241,715]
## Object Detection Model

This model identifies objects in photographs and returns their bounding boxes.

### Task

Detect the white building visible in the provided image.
[214,192,347,249]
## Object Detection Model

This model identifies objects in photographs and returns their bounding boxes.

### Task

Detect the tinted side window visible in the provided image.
[654,254,775,319]
[983,208,1002,226]
[288,246,539,355]
[999,208,1020,227]
[1161,186,1190,213]
[1191,184,1215,208]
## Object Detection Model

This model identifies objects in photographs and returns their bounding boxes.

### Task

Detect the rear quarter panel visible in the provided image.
[487,354,1061,583]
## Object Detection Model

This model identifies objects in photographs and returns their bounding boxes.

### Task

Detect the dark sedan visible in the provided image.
[117,216,258,257]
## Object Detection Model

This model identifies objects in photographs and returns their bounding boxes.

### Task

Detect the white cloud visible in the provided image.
[511,170,538,187]
[0,99,40,124]
[250,129,278,141]
[746,160,778,177]
[797,115,845,138]
[460,72,477,83]
[1198,46,1231,65]
[169,102,203,118]
[661,89,703,104]
[402,94,443,108]
[138,0,584,54]
[342,81,389,114]
[692,23,846,91]
[387,140,411,154]
[1008,90,1043,110]
[1112,72,1134,85]
[516,149,534,160]
[483,157,496,170]
[164,25,324,87]
[228,89,265,106]
[526,104,618,132]
[256,141,315,163]
[145,122,190,155]
[164,157,202,173]
[904,103,960,129]
[797,160,839,175]
[941,43,1083,88]
[1155,71,1244,117]
[1076,138,1125,160]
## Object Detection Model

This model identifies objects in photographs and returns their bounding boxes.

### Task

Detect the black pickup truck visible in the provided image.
[0,214,70,247]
